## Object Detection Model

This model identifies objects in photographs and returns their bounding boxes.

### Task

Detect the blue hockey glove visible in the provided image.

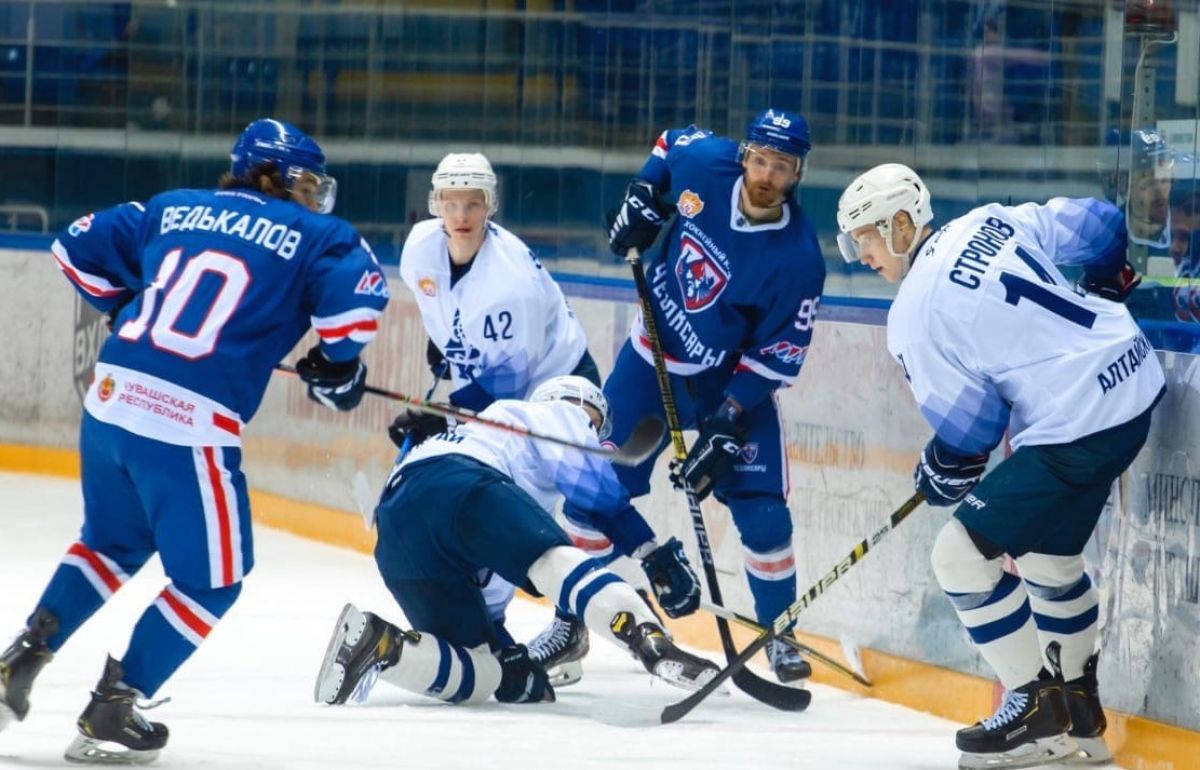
[387,408,447,450]
[640,537,701,618]
[494,645,555,704]
[607,180,669,257]
[913,437,989,507]
[1078,261,1142,303]
[425,338,452,380]
[295,345,367,411]
[670,400,746,502]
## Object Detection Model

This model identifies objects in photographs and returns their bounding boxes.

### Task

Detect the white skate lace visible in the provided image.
[981,690,1029,730]
[528,618,571,661]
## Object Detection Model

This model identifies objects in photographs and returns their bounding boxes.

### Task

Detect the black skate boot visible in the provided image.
[315,603,413,705]
[527,610,589,687]
[0,608,57,731]
[64,656,169,765]
[1063,653,1112,765]
[767,633,812,683]
[956,672,1075,770]
[609,611,719,691]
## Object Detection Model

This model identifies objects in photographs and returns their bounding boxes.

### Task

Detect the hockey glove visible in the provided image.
[425,338,451,380]
[670,400,746,502]
[295,345,368,411]
[640,537,701,618]
[913,437,989,507]
[1078,261,1142,303]
[387,408,448,450]
[494,645,555,704]
[607,180,669,257]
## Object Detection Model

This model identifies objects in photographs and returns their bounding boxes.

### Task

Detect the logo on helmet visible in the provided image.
[675,234,729,312]
[677,190,705,219]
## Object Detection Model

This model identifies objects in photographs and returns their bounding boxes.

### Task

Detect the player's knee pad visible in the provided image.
[1014,552,1085,589]
[380,634,501,705]
[725,494,796,584]
[526,546,653,633]
[931,518,1005,593]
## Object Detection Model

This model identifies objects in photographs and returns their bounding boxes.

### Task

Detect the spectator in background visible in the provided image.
[1124,128,1174,250]
[970,15,1051,144]
[1169,189,1200,325]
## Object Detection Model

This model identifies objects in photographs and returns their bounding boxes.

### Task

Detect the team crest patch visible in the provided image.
[738,443,759,464]
[354,270,390,298]
[675,234,729,311]
[418,277,437,297]
[677,190,704,218]
[97,374,116,403]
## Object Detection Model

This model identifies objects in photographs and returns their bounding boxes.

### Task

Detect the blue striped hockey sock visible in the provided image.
[31,541,145,651]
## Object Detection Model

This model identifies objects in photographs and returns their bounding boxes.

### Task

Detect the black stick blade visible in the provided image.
[607,416,667,465]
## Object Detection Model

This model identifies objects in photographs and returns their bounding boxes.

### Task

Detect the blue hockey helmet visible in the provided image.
[230,119,337,213]
[741,108,811,181]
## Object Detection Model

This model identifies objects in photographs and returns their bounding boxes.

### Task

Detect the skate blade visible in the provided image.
[651,660,720,692]
[314,603,367,705]
[959,734,1079,770]
[1063,736,1114,765]
[64,735,160,765]
[546,660,583,688]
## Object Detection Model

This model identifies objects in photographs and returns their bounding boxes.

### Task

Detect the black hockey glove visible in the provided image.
[425,338,452,380]
[913,437,989,507]
[387,408,448,450]
[640,537,701,618]
[670,400,746,502]
[607,180,669,257]
[295,345,367,412]
[494,645,556,704]
[1078,261,1142,303]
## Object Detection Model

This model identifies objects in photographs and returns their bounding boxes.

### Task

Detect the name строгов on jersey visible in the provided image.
[159,205,303,260]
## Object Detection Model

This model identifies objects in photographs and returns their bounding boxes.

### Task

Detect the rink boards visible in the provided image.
[1,240,1197,770]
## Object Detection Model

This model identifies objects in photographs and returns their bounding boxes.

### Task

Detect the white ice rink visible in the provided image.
[0,471,1092,770]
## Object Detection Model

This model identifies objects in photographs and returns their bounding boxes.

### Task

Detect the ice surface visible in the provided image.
[0,471,1057,770]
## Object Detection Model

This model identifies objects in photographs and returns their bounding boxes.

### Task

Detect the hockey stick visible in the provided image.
[396,360,449,462]
[275,364,665,466]
[700,600,871,687]
[625,247,810,713]
[640,491,925,725]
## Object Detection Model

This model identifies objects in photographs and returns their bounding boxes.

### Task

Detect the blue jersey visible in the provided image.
[52,188,388,443]
[632,127,826,411]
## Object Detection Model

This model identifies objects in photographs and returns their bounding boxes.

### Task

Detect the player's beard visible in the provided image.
[745,182,784,210]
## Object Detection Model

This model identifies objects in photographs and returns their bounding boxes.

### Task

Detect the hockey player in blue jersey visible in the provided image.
[566,108,827,684]
[0,119,387,763]
[314,376,715,708]
[837,163,1165,769]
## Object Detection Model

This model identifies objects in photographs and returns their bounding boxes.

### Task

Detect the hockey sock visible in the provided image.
[741,542,797,626]
[1015,553,1099,681]
[379,634,500,705]
[119,581,241,697]
[932,519,1041,689]
[526,546,656,648]
[30,541,144,651]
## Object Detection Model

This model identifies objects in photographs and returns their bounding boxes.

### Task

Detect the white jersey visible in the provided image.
[400,218,588,401]
[888,197,1165,453]
[397,400,628,516]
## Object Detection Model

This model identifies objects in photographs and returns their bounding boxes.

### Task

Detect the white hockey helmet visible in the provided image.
[428,152,498,216]
[836,163,933,262]
[529,375,612,441]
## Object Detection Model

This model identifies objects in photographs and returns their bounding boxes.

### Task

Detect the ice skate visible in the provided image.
[315,603,407,705]
[1063,653,1113,765]
[956,673,1076,770]
[64,656,168,765]
[609,611,719,691]
[0,608,57,731]
[767,633,812,683]
[527,611,589,687]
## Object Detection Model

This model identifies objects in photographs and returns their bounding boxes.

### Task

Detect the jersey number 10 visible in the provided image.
[117,248,250,359]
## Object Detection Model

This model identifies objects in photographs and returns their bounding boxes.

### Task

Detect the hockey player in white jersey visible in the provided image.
[313,376,713,708]
[393,152,603,685]
[837,164,1165,770]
